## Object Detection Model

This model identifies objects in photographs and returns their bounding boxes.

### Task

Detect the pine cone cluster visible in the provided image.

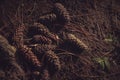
[11,2,89,80]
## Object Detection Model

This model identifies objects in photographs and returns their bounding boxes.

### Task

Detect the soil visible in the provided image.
[0,0,120,80]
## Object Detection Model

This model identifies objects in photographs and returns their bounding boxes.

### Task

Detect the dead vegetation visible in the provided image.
[0,0,120,80]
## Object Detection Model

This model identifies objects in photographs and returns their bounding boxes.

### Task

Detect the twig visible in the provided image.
[79,72,120,78]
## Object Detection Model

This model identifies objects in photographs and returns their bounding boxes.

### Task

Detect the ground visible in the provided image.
[0,0,120,80]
